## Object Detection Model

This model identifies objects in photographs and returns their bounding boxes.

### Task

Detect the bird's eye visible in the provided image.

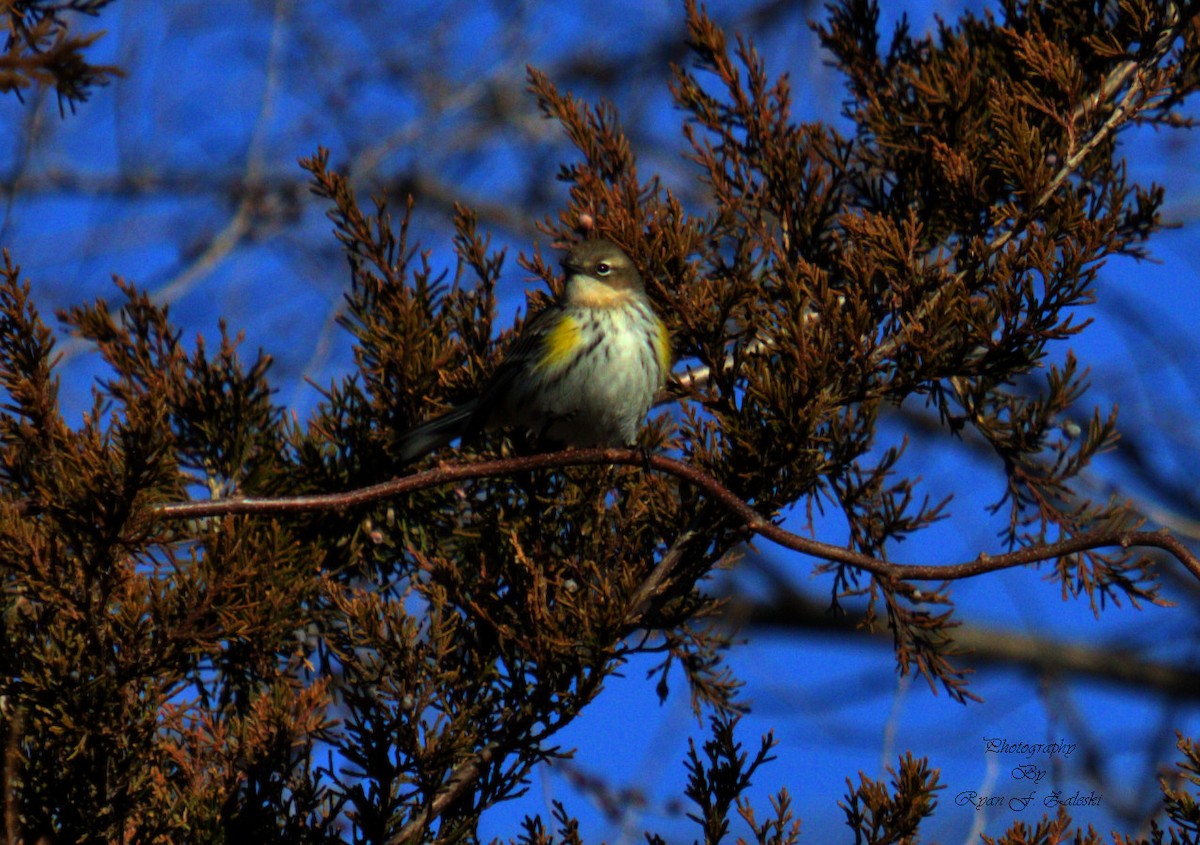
[595,262,612,276]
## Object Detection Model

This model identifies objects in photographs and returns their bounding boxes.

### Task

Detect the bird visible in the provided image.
[395,239,671,464]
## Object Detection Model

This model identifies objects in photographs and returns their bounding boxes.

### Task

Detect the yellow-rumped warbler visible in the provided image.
[396,239,671,464]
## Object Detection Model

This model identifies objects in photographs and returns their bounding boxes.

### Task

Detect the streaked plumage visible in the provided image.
[396,240,669,464]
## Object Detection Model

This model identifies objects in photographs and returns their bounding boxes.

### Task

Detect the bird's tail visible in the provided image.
[395,403,477,464]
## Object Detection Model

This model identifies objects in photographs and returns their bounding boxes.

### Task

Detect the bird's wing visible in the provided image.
[463,304,563,435]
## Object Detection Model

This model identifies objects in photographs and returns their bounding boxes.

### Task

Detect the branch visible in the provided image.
[732,576,1200,699]
[624,525,701,625]
[50,0,293,369]
[153,447,1200,585]
[389,741,500,845]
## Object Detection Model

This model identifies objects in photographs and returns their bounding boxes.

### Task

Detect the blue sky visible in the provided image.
[2,0,1198,840]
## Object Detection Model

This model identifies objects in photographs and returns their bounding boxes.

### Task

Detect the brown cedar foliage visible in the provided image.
[1,1,122,112]
[2,0,1200,842]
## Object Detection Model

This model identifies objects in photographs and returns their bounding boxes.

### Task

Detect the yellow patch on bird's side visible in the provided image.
[655,320,672,376]
[539,313,582,371]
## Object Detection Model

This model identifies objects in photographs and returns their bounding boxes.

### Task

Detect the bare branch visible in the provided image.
[732,576,1200,699]
[153,447,1200,586]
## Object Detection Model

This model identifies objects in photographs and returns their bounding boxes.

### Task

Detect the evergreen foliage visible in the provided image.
[1,0,1199,841]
